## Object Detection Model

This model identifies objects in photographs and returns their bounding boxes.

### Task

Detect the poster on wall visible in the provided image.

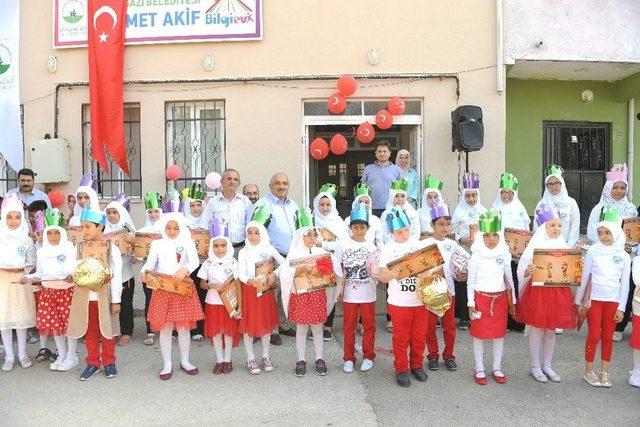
[53,0,263,48]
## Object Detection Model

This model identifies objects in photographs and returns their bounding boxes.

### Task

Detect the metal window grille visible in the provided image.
[165,100,225,191]
[81,104,142,198]
[0,105,22,194]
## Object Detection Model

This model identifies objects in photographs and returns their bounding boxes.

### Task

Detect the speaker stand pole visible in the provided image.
[465,151,470,173]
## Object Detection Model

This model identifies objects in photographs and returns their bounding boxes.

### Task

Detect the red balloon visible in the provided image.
[166,164,182,181]
[387,97,406,115]
[375,109,393,130]
[356,122,376,144]
[48,190,65,208]
[310,138,329,160]
[327,92,347,114]
[330,134,348,155]
[337,75,357,96]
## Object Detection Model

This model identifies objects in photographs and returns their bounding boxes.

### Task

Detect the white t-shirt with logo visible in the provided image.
[197,258,238,305]
[378,238,428,307]
[338,239,378,303]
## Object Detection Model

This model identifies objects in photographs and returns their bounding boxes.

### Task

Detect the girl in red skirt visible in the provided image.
[467,209,515,385]
[140,209,203,380]
[197,218,241,375]
[516,203,577,383]
[280,208,340,377]
[238,212,285,375]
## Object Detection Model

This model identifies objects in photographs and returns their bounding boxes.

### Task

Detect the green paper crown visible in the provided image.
[390,179,408,191]
[295,208,314,229]
[44,208,65,227]
[144,192,162,210]
[499,172,519,191]
[251,204,272,228]
[424,174,443,191]
[181,183,206,201]
[319,183,338,198]
[546,164,564,177]
[478,209,502,233]
[354,182,370,197]
[600,205,621,223]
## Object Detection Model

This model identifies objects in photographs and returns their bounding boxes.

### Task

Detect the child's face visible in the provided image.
[350,223,368,240]
[483,232,500,249]
[148,209,160,223]
[302,229,318,248]
[106,208,120,225]
[77,192,90,208]
[427,192,439,207]
[392,227,410,243]
[28,211,36,225]
[432,216,451,239]
[190,201,203,217]
[247,227,261,246]
[81,221,102,240]
[464,191,477,206]
[212,238,227,258]
[597,226,614,246]
[318,197,332,215]
[6,211,21,230]
[47,229,61,245]
[358,196,371,210]
[545,218,563,239]
[500,189,514,204]
[611,181,627,201]
[393,192,406,206]
[67,195,76,211]
[165,221,180,239]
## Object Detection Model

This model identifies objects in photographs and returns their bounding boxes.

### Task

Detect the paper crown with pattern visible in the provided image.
[354,182,370,197]
[162,190,182,213]
[499,172,519,191]
[599,205,622,224]
[606,163,628,183]
[429,201,450,220]
[319,183,338,198]
[80,207,106,225]
[78,172,97,190]
[144,192,162,210]
[295,208,314,229]
[463,172,480,189]
[424,174,443,191]
[44,208,65,228]
[478,209,502,233]
[209,217,229,238]
[113,193,130,212]
[251,204,272,228]
[386,207,411,232]
[34,211,46,232]
[546,164,563,177]
[390,179,408,191]
[535,202,560,226]
[1,193,23,214]
[350,202,369,224]
[181,183,207,202]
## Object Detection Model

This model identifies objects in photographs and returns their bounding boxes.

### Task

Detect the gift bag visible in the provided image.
[450,249,470,282]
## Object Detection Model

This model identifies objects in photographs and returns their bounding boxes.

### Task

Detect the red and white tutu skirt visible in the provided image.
[36,287,74,336]
[238,283,279,337]
[630,315,640,350]
[515,281,577,330]
[470,290,508,339]
[147,288,204,332]
[204,303,239,346]
[289,289,327,325]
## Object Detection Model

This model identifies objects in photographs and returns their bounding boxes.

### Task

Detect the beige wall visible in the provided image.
[19,0,505,224]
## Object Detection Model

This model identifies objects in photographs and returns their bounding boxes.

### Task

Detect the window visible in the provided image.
[165,100,225,190]
[82,104,142,198]
[0,105,22,194]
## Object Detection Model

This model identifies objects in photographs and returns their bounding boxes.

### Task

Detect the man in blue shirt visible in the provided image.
[8,168,51,207]
[361,141,402,217]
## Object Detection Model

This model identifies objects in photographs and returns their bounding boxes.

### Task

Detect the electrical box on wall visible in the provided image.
[30,138,71,183]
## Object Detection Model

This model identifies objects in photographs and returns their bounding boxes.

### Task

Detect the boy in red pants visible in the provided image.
[339,201,378,373]
[378,207,430,387]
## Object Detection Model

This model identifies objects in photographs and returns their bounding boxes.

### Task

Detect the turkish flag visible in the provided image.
[88,0,129,175]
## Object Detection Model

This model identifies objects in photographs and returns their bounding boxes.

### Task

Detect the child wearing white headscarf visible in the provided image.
[452,189,487,251]
[344,193,383,249]
[492,181,530,231]
[380,187,420,244]
[69,186,100,227]
[0,195,36,371]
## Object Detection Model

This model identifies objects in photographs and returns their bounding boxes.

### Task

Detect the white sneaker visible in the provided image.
[19,356,32,369]
[555,328,564,335]
[542,366,561,382]
[629,370,640,387]
[58,355,79,372]
[342,361,354,373]
[360,359,374,372]
[2,358,15,372]
[50,355,65,371]
[613,331,623,342]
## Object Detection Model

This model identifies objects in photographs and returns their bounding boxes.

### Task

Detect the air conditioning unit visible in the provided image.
[30,138,71,183]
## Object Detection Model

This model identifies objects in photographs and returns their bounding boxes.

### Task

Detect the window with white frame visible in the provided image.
[82,103,142,198]
[165,100,225,190]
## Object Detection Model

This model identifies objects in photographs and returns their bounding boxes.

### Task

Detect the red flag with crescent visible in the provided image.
[88,0,129,175]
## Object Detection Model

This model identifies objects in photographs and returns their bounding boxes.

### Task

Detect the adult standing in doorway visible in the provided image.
[361,141,402,218]
[243,183,260,205]
[395,149,419,208]
[8,168,51,208]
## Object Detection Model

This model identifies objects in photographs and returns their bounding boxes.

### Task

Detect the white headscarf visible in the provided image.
[452,188,487,226]
[38,224,76,280]
[183,198,208,230]
[351,194,373,217]
[208,235,235,262]
[313,191,348,241]
[516,222,568,287]
[74,186,100,217]
[541,174,571,208]
[244,220,271,251]
[417,188,444,230]
[470,230,510,259]
[159,213,192,247]
[0,197,33,267]
[492,188,530,230]
[104,200,136,234]
[589,219,626,256]
[594,180,637,219]
[395,149,411,172]
[140,208,163,232]
[384,188,417,214]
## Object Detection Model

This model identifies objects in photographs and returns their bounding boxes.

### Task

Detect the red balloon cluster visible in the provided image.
[310,138,330,160]
[356,122,375,144]
[48,190,65,208]
[166,164,182,181]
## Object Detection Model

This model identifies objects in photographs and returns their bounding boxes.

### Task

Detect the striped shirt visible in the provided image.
[205,192,251,245]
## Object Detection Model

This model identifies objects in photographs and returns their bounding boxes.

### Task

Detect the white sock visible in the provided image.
[16,329,27,360]
[159,326,173,375]
[1,329,14,360]
[261,334,270,359]
[66,337,78,360]
[39,333,48,349]
[243,334,255,361]
[53,335,67,359]
[223,336,233,362]
[492,338,504,372]
[213,334,224,363]
[472,338,485,377]
[311,324,324,361]
[296,325,309,362]
[178,327,195,370]
[528,327,544,375]
[542,329,556,370]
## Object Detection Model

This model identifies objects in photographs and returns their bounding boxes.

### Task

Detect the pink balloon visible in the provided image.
[205,172,222,190]
[166,165,182,181]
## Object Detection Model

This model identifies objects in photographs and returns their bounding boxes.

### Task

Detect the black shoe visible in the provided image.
[295,360,307,377]
[444,358,458,371]
[427,359,440,370]
[270,333,282,346]
[49,350,59,362]
[457,320,470,330]
[315,359,328,376]
[36,348,52,362]
[323,330,332,341]
[279,327,297,337]
[410,367,428,382]
[396,372,410,387]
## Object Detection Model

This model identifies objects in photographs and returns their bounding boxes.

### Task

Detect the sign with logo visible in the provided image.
[53,0,263,48]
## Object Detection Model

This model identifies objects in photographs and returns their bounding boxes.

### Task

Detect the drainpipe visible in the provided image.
[629,97,635,199]
[496,0,505,94]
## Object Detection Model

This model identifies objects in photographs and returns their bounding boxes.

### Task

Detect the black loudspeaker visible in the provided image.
[451,105,483,152]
